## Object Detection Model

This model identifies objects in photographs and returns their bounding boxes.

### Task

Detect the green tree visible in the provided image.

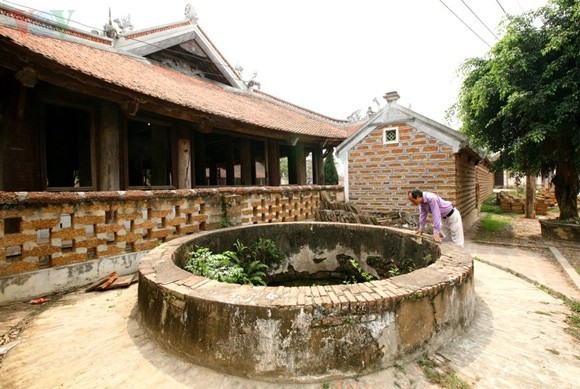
[457,0,579,220]
[324,151,339,185]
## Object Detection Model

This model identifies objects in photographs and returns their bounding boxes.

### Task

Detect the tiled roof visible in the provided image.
[0,24,350,140]
[342,122,367,136]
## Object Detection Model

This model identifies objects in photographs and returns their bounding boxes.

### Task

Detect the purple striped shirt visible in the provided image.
[419,192,454,234]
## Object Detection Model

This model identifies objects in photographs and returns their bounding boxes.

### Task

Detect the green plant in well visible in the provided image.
[235,238,285,267]
[400,257,416,273]
[236,258,269,286]
[185,247,253,284]
[349,259,375,282]
[185,238,284,286]
[388,265,400,277]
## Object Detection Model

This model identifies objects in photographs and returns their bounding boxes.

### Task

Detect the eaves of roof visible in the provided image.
[0,22,349,142]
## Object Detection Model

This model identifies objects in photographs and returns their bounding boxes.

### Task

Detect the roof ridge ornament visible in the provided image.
[383,91,400,103]
[185,3,198,24]
[103,7,117,39]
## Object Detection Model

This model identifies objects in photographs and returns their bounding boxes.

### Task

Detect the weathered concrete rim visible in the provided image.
[138,222,475,383]
[539,219,580,242]
[139,223,473,308]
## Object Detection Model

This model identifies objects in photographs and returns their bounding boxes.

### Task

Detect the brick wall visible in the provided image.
[454,152,479,227]
[347,123,456,214]
[0,186,342,276]
[476,164,494,207]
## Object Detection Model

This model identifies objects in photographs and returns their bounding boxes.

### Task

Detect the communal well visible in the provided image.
[138,222,475,383]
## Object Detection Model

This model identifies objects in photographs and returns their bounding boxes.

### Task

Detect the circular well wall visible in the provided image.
[138,222,475,383]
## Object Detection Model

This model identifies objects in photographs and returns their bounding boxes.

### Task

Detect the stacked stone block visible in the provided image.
[0,186,339,276]
[497,191,549,215]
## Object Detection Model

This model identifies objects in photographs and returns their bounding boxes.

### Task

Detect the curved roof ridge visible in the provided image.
[252,89,350,126]
[0,24,349,140]
[120,20,192,40]
[0,4,112,45]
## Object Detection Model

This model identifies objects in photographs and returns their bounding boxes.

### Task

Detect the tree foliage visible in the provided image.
[457,0,579,220]
[324,151,339,185]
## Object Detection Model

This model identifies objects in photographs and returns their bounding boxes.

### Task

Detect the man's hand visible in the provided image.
[415,228,424,235]
[432,232,442,242]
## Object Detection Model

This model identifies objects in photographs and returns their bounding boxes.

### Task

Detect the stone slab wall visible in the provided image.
[540,219,580,242]
[0,186,343,277]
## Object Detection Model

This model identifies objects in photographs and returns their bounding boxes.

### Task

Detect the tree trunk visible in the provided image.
[525,175,536,219]
[553,162,579,220]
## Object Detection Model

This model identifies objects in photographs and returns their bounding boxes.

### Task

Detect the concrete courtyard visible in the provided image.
[0,238,578,388]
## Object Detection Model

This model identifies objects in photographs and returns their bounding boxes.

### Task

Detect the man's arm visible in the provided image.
[418,204,427,231]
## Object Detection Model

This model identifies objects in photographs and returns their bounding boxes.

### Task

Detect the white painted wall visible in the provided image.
[0,252,146,304]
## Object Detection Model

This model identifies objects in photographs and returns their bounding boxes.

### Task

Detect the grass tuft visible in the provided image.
[481,203,503,214]
[417,353,471,389]
[564,299,580,340]
[480,213,512,233]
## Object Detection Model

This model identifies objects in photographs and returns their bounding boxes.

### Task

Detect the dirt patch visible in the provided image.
[0,302,49,367]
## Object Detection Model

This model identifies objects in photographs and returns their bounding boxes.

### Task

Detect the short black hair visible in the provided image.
[409,189,423,199]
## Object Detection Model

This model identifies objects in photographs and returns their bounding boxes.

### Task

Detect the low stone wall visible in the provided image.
[138,222,475,383]
[540,219,580,242]
[0,186,343,303]
[497,191,550,215]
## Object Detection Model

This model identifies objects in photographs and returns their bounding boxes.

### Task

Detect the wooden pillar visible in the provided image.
[99,102,120,190]
[240,139,252,185]
[176,126,192,189]
[313,148,324,185]
[0,89,4,191]
[288,143,306,185]
[2,71,41,191]
[226,137,235,185]
[267,140,280,186]
[193,131,206,186]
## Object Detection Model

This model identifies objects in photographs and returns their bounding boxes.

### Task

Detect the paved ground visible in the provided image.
[0,238,579,388]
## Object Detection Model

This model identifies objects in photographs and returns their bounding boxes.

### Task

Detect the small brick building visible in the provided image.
[336,92,494,228]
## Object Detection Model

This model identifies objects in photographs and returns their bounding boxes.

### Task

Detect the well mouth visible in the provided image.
[138,222,475,383]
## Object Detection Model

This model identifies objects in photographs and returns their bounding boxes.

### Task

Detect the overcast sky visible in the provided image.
[3,0,548,125]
